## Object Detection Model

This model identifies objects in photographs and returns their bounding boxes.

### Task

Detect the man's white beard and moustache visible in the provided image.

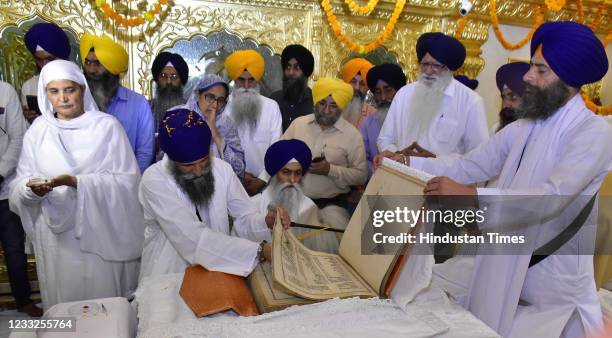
[374,100,391,125]
[314,105,340,127]
[267,175,305,221]
[283,75,308,102]
[407,70,452,138]
[231,86,262,130]
[85,72,120,111]
[341,91,364,126]
[516,80,570,121]
[153,84,185,121]
[169,158,215,205]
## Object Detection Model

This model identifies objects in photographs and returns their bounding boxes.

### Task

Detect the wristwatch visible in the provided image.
[257,240,267,263]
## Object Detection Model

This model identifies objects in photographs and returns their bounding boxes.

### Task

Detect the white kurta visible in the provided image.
[138,157,271,280]
[9,61,144,311]
[377,79,489,156]
[225,94,282,175]
[410,94,612,338]
[252,187,341,253]
[0,81,26,200]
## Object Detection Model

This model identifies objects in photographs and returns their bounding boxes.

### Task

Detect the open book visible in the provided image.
[271,158,433,300]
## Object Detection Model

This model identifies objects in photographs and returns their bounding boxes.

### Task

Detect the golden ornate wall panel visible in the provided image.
[0,0,609,97]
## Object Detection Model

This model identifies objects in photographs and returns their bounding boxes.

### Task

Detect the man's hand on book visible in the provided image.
[265,207,291,229]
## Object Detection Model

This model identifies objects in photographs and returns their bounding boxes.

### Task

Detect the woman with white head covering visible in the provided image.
[9,60,144,310]
[184,74,245,180]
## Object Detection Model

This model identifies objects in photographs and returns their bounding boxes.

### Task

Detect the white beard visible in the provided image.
[231,86,262,130]
[375,105,389,125]
[407,71,452,139]
[267,176,305,221]
[341,96,363,126]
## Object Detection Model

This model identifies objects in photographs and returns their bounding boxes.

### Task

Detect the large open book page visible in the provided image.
[270,159,432,300]
[272,222,377,299]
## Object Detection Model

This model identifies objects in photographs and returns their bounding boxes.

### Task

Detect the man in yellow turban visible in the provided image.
[80,33,154,173]
[282,77,367,238]
[340,57,376,128]
[223,49,282,196]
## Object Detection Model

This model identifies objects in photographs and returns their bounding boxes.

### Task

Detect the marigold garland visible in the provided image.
[604,31,611,47]
[544,0,566,11]
[581,92,612,116]
[588,3,605,31]
[576,0,585,23]
[454,15,468,38]
[344,0,380,15]
[321,0,406,54]
[490,0,544,50]
[96,0,169,27]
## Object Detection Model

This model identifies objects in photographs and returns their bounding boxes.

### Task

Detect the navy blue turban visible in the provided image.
[366,63,407,92]
[416,32,466,71]
[24,23,70,60]
[531,21,608,88]
[159,108,212,163]
[454,75,479,90]
[264,139,312,177]
[281,44,315,78]
[152,52,189,84]
[495,62,530,96]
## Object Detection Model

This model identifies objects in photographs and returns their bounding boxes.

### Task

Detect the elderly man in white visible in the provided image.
[253,139,341,253]
[390,22,611,338]
[138,108,290,280]
[376,32,488,161]
[9,60,144,311]
[223,49,282,196]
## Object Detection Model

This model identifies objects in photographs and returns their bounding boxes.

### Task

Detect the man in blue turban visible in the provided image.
[21,22,71,124]
[138,108,290,280]
[270,45,316,132]
[361,63,406,178]
[376,31,488,165]
[150,52,189,126]
[253,140,338,253]
[493,62,530,133]
[389,21,611,338]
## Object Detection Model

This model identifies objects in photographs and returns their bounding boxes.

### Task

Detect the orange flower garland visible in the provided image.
[588,3,605,31]
[581,92,612,116]
[344,0,380,15]
[576,0,585,23]
[96,0,169,27]
[490,0,544,50]
[454,15,468,39]
[321,0,406,54]
[544,0,566,12]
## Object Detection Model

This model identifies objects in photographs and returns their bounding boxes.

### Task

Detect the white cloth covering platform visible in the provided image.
[133,273,500,338]
[9,297,135,338]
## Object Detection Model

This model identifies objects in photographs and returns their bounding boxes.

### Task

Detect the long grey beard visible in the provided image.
[85,72,120,111]
[153,85,185,121]
[375,102,390,125]
[267,176,305,221]
[341,96,363,126]
[516,80,570,121]
[314,108,339,127]
[169,159,215,205]
[408,72,451,138]
[231,87,261,130]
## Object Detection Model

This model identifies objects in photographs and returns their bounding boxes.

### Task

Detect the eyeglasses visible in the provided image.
[159,73,180,81]
[202,93,227,107]
[34,55,57,64]
[419,62,446,72]
[84,59,101,67]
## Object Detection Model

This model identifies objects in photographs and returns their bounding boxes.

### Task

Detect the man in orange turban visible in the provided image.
[223,49,282,196]
[340,57,376,128]
[80,33,154,173]
[282,78,367,237]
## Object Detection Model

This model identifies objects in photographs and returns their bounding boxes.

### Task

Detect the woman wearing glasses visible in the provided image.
[184,75,246,180]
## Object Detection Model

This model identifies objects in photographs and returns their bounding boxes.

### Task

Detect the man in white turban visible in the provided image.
[9,60,144,310]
